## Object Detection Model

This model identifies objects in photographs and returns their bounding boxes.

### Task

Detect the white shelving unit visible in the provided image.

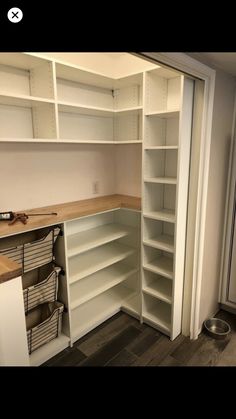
[142,67,194,340]
[65,208,141,342]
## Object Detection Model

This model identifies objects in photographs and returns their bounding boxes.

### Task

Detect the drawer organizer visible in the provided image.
[0,226,61,273]
[23,265,61,314]
[26,301,64,354]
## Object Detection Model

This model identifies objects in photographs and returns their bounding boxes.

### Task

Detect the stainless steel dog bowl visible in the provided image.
[204,318,231,339]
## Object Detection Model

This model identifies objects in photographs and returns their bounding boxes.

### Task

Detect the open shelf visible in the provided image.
[121,293,140,317]
[68,242,136,284]
[143,210,175,223]
[143,294,171,334]
[70,263,138,309]
[71,285,137,341]
[143,270,172,304]
[145,145,178,150]
[114,106,142,115]
[143,247,174,279]
[67,223,134,257]
[143,234,174,253]
[144,177,177,185]
[0,94,55,107]
[145,110,179,118]
[58,101,114,117]
[29,333,70,366]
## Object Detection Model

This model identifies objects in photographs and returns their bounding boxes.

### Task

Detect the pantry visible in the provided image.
[0,52,214,365]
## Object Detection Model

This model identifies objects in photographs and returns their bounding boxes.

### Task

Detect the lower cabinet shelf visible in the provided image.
[29,333,70,366]
[71,285,138,342]
[142,294,171,335]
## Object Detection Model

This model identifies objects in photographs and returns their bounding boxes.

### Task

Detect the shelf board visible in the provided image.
[143,234,174,253]
[143,255,173,279]
[67,223,134,257]
[0,138,59,143]
[0,93,55,108]
[114,140,142,144]
[144,177,177,185]
[143,308,171,334]
[143,280,172,304]
[69,242,136,284]
[145,109,179,118]
[71,287,136,342]
[145,145,178,150]
[114,106,143,115]
[58,101,114,117]
[29,333,70,366]
[121,293,140,317]
[70,264,138,309]
[143,210,175,223]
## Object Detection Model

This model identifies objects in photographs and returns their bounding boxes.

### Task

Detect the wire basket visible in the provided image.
[26,301,64,354]
[23,266,61,314]
[0,226,61,273]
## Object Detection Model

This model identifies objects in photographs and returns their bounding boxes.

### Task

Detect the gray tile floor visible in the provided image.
[42,309,236,366]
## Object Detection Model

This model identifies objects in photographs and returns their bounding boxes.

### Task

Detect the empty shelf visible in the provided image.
[121,293,140,317]
[67,223,134,257]
[68,242,136,284]
[0,93,55,107]
[143,234,174,253]
[70,264,138,309]
[58,101,114,117]
[143,255,173,279]
[143,306,171,334]
[143,280,172,304]
[145,146,178,150]
[114,106,143,115]
[143,210,175,223]
[144,177,177,185]
[145,109,179,118]
[29,333,70,366]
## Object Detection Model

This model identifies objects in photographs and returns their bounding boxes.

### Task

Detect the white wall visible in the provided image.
[114,144,142,197]
[199,70,235,329]
[0,143,115,211]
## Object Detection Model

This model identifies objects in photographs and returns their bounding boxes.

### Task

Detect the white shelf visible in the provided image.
[143,234,174,253]
[145,145,178,150]
[143,307,171,334]
[144,177,177,185]
[121,293,140,317]
[58,101,114,117]
[67,223,134,257]
[143,255,173,279]
[71,287,136,341]
[29,333,70,366]
[143,280,172,304]
[145,109,179,118]
[70,264,138,309]
[114,106,143,115]
[114,140,142,144]
[0,93,55,107]
[143,210,175,223]
[69,242,135,284]
[0,138,59,143]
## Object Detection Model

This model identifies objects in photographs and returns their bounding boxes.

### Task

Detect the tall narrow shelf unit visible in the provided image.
[142,67,194,340]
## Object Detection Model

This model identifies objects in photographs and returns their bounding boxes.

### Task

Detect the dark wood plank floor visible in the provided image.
[42,309,236,367]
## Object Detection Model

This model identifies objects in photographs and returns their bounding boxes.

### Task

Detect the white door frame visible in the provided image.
[137,52,216,339]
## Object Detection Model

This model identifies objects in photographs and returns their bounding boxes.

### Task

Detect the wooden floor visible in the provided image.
[42,309,236,366]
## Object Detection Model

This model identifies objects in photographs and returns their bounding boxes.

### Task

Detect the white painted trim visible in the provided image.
[137,53,216,340]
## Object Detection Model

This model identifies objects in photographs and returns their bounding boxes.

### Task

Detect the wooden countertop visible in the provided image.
[0,255,22,283]
[0,194,141,238]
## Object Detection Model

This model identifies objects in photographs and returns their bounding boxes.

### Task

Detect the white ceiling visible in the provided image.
[188,53,236,77]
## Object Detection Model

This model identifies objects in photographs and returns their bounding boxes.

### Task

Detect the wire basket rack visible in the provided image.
[26,301,64,354]
[0,226,61,273]
[23,266,61,314]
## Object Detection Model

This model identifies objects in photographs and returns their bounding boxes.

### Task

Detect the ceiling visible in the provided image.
[188,53,236,77]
